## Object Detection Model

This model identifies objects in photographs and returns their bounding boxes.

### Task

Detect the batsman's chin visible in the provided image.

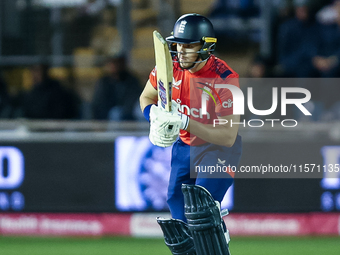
[179,61,192,69]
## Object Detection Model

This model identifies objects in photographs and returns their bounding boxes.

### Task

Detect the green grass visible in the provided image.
[0,236,339,255]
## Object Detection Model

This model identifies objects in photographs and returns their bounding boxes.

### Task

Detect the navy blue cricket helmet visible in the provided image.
[166,13,217,61]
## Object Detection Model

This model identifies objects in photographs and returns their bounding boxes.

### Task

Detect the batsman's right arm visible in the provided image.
[140,79,158,112]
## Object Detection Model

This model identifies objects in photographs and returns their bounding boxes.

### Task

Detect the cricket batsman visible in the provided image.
[140,13,242,255]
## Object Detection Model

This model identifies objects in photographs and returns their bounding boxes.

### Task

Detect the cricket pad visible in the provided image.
[181,184,231,255]
[157,218,196,255]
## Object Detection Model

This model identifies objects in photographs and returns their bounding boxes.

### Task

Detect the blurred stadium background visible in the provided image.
[0,0,340,254]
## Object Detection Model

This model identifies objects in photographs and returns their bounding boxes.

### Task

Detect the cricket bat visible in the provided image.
[153,30,173,112]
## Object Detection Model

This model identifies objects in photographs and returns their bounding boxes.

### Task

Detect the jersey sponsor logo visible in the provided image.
[197,83,222,106]
[197,82,233,113]
[179,104,210,120]
[178,20,187,33]
[197,82,222,106]
[223,99,233,108]
[172,78,182,90]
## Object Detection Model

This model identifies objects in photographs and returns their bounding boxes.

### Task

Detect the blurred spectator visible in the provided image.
[312,0,340,119]
[316,0,340,25]
[209,0,259,18]
[90,9,121,56]
[248,55,272,78]
[18,64,80,119]
[63,0,104,55]
[0,73,14,118]
[242,55,282,120]
[91,55,142,120]
[273,0,292,21]
[81,0,107,15]
[277,0,317,77]
[312,0,340,77]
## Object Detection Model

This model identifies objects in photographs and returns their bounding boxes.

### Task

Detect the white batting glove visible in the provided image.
[150,101,189,134]
[149,107,180,147]
[149,130,178,148]
[148,101,189,147]
[169,100,189,130]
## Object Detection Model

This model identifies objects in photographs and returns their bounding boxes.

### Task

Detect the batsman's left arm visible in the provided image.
[140,79,179,148]
[140,79,158,112]
[186,114,240,147]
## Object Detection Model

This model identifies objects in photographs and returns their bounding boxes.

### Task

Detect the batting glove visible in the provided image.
[149,130,178,148]
[150,101,189,134]
[170,100,189,131]
[148,101,189,147]
[149,108,180,147]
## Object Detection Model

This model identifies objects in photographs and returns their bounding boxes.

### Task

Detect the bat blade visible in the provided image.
[153,30,173,112]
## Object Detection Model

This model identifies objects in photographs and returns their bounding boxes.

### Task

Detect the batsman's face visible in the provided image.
[177,43,202,69]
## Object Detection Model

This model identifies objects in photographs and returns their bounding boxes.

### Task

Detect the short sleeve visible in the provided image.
[149,66,157,89]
